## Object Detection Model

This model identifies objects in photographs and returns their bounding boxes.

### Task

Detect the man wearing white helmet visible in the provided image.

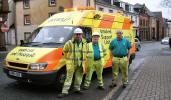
[83,32,107,90]
[58,28,87,98]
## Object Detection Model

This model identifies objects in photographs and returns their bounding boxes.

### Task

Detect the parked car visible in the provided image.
[135,38,141,51]
[161,37,170,45]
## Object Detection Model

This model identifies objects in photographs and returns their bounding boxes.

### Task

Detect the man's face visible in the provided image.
[74,33,82,41]
[116,31,123,38]
[92,35,99,43]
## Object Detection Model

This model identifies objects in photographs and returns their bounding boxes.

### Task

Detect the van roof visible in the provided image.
[39,10,133,30]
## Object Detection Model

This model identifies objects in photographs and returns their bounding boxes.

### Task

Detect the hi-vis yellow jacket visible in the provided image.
[63,37,87,72]
[87,42,107,67]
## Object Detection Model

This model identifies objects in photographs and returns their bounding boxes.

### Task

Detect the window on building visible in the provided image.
[87,0,90,6]
[113,0,115,5]
[24,32,31,40]
[0,17,2,22]
[24,15,31,25]
[146,20,148,26]
[131,16,133,20]
[122,3,125,10]
[23,0,30,9]
[120,2,122,7]
[140,19,142,26]
[109,10,113,13]
[129,6,131,12]
[99,7,104,11]
[49,12,56,17]
[143,19,145,26]
[49,0,56,6]
[125,4,129,11]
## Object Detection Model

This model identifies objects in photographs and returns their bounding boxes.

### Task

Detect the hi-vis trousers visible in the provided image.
[62,65,83,94]
[84,60,104,87]
[111,57,129,85]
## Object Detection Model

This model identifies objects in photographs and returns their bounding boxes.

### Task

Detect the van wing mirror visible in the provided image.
[20,40,24,46]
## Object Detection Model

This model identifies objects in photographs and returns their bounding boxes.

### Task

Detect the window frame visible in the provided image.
[24,15,31,25]
[49,0,56,7]
[23,0,30,9]
[0,17,2,22]
[146,20,148,26]
[143,19,145,26]
[109,10,113,13]
[24,32,31,41]
[99,7,104,11]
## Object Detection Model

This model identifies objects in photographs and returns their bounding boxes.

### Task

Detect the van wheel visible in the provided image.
[55,69,66,91]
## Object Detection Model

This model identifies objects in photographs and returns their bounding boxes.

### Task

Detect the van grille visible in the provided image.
[8,62,28,68]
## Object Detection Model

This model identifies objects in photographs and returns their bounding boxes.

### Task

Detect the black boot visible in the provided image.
[122,84,128,88]
[74,89,83,95]
[57,93,68,98]
[82,86,89,90]
[97,86,105,90]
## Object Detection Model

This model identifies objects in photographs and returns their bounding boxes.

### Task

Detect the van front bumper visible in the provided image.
[3,67,58,85]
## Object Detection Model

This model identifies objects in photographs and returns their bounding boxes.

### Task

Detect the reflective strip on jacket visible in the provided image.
[63,37,87,72]
[87,42,107,67]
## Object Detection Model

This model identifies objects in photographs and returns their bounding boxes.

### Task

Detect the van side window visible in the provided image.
[80,27,92,43]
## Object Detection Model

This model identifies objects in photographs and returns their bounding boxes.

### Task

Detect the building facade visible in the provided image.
[6,0,170,45]
[95,0,123,13]
[162,18,169,38]
[14,0,73,45]
[153,12,163,41]
[134,4,150,41]
[114,1,139,38]
[168,22,171,37]
[5,0,16,46]
[0,0,9,51]
[10,0,95,45]
[148,12,157,40]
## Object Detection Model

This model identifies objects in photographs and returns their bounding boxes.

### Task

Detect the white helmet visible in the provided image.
[92,32,100,36]
[74,28,83,34]
[116,29,123,34]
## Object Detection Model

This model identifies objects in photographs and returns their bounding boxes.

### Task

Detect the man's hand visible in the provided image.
[110,50,114,59]
[127,49,131,62]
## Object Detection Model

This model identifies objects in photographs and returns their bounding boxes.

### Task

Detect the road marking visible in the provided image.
[103,82,122,100]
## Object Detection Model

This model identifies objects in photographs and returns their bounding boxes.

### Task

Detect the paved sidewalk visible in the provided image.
[0,45,16,53]
[0,45,16,62]
[117,56,171,100]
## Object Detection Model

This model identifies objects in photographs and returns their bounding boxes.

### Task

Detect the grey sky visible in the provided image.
[121,0,171,19]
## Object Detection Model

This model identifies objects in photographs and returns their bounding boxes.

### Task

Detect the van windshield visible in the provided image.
[27,26,74,44]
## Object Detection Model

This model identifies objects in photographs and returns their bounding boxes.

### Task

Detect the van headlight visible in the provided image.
[29,63,48,70]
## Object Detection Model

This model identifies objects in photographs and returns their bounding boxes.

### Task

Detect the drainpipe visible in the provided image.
[14,2,17,46]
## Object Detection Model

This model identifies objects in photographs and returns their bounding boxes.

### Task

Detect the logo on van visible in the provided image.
[48,18,71,23]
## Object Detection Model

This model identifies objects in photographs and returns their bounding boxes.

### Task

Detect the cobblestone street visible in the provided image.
[117,44,171,100]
